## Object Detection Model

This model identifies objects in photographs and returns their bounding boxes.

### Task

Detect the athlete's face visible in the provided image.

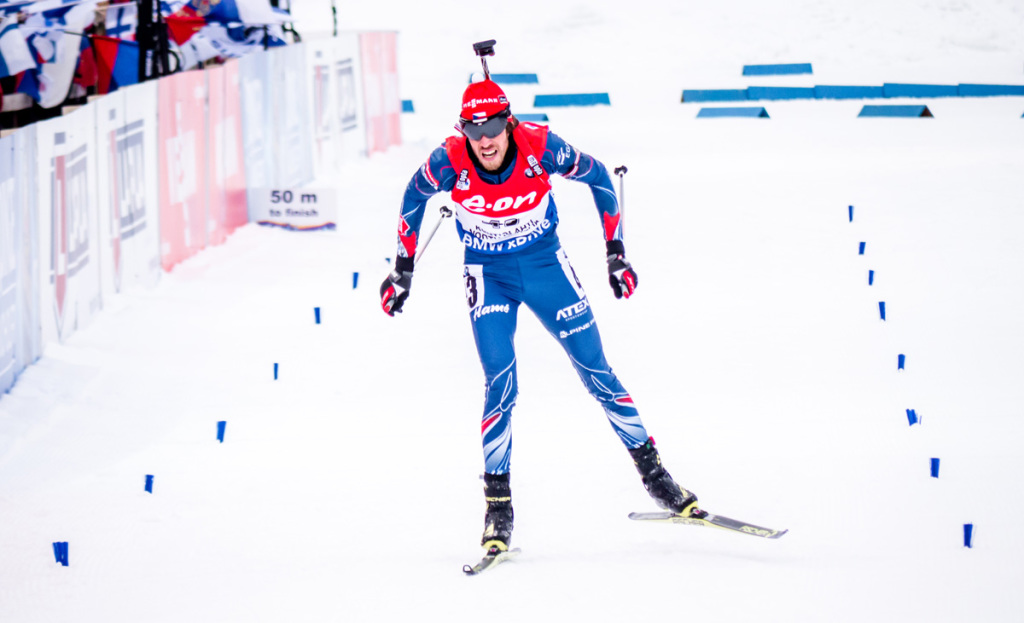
[468,128,509,172]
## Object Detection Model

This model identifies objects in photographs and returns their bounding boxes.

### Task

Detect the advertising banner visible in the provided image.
[94,80,162,299]
[304,34,366,172]
[206,60,248,246]
[306,40,337,178]
[35,107,103,345]
[158,70,209,271]
[13,126,41,384]
[1,127,41,394]
[268,43,313,188]
[336,33,367,161]
[239,49,272,219]
[359,31,401,155]
[1,134,17,392]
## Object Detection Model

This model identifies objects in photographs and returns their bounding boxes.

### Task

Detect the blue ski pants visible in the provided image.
[464,235,649,475]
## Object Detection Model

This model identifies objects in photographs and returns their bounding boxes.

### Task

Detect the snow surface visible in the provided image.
[3,0,1024,620]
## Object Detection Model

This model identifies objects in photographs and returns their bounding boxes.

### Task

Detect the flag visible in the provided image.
[0,16,37,78]
[30,0,98,108]
[105,3,137,41]
[92,34,138,94]
[15,68,41,101]
[166,5,206,45]
[187,0,284,25]
[22,15,61,64]
[73,33,96,89]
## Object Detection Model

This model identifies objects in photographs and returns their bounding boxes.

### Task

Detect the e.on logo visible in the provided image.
[460,191,538,214]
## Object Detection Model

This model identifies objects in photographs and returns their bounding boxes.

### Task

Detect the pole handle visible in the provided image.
[613,165,627,238]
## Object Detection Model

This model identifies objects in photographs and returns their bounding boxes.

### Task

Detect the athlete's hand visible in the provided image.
[380,257,414,316]
[606,241,638,299]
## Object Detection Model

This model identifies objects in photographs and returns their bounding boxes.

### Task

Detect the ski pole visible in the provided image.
[613,165,628,237]
[414,206,453,266]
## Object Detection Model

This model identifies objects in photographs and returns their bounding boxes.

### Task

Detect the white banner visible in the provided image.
[304,33,367,176]
[1,133,18,392]
[94,81,162,299]
[36,107,103,345]
[269,43,313,188]
[335,33,367,161]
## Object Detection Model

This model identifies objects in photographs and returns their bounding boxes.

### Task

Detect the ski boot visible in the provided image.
[628,438,698,516]
[481,472,514,551]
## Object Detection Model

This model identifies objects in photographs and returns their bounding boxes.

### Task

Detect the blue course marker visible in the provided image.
[859,105,934,118]
[906,409,919,426]
[353,272,359,289]
[274,363,279,380]
[930,458,940,478]
[746,86,815,101]
[869,270,875,285]
[958,84,1024,97]
[485,73,539,84]
[879,301,886,321]
[882,83,959,98]
[534,93,610,107]
[743,63,813,76]
[964,524,974,548]
[217,421,227,443]
[681,89,748,103]
[52,542,68,566]
[898,354,906,370]
[696,107,769,118]
[401,100,415,113]
[516,113,549,122]
[145,474,154,493]
[814,85,886,100]
[859,242,866,255]
[848,205,854,222]
[314,307,321,324]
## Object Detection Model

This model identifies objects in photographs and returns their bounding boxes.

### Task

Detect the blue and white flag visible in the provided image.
[105,3,136,40]
[0,16,36,78]
[24,0,97,108]
[187,0,285,25]
[22,14,65,64]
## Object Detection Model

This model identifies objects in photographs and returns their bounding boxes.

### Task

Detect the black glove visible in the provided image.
[606,240,638,299]
[380,256,415,316]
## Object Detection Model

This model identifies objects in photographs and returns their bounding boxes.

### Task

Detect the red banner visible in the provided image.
[157,70,208,270]
[206,60,248,246]
[360,32,401,154]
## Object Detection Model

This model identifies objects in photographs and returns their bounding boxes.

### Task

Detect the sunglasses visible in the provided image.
[460,110,510,141]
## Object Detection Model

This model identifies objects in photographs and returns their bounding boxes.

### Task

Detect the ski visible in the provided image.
[463,544,522,576]
[629,508,788,539]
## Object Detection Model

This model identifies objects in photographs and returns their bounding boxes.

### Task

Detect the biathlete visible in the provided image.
[379,76,697,555]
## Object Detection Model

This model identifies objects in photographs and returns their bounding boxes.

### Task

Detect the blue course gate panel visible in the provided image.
[742,63,813,76]
[516,113,549,122]
[882,83,959,98]
[747,86,816,101]
[858,105,934,118]
[814,85,886,99]
[484,73,540,84]
[534,93,610,107]
[697,107,770,118]
[958,84,1024,97]
[681,89,748,103]
[401,100,414,113]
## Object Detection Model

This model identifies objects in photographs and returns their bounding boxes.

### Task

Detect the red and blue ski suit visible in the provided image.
[395,121,649,474]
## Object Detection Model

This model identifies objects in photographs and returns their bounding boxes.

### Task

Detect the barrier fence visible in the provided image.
[0,32,402,395]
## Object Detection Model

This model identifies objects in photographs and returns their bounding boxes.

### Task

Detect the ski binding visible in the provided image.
[463,542,521,576]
